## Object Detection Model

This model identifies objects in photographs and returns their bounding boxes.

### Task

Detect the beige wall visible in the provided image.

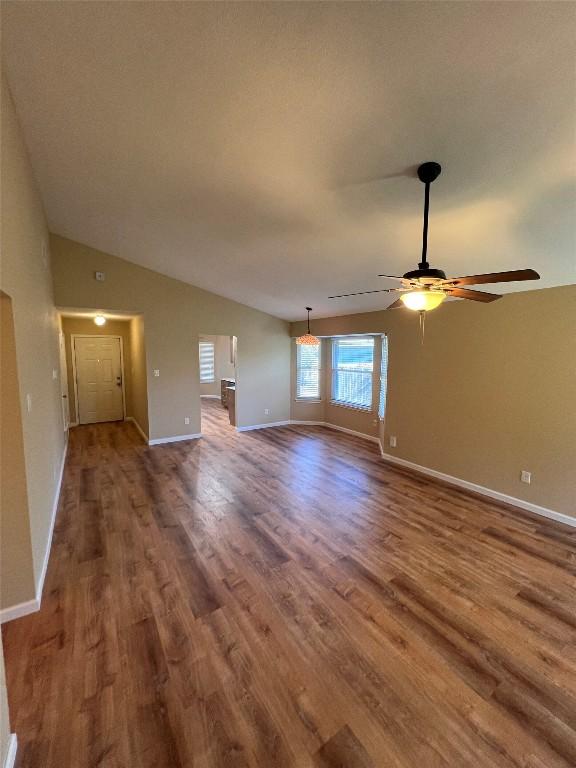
[1,294,35,608]
[1,72,67,760]
[51,236,291,438]
[199,334,236,397]
[291,338,382,437]
[129,315,149,437]
[0,634,11,767]
[60,317,134,424]
[1,74,66,598]
[291,286,576,518]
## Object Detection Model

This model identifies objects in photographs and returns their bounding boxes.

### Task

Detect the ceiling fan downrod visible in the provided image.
[408,161,444,280]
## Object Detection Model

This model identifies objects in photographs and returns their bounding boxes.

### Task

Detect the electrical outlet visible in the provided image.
[520,470,531,484]
[95,271,105,281]
[52,368,58,380]
[264,408,270,415]
[184,417,190,425]
[153,369,160,377]
[389,435,397,448]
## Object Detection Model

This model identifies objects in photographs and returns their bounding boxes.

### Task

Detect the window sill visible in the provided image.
[294,398,323,403]
[329,400,373,413]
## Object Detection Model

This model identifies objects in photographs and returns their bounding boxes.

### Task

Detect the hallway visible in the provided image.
[200,396,235,437]
[2,421,576,767]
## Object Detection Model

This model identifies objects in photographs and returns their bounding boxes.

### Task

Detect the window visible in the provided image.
[331,337,374,409]
[199,341,215,383]
[379,335,388,420]
[296,342,321,399]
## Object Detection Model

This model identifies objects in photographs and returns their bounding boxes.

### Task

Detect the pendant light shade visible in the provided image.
[296,307,320,345]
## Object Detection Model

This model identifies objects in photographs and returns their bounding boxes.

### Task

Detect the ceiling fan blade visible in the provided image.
[441,269,540,287]
[446,287,502,302]
[328,288,395,299]
[377,274,404,280]
[386,298,404,310]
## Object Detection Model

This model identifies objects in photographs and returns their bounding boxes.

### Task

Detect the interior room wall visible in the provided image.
[199,334,236,397]
[0,635,11,768]
[50,236,291,439]
[291,285,576,518]
[291,337,382,438]
[323,337,381,438]
[0,293,36,609]
[129,315,149,438]
[291,339,326,423]
[60,317,134,424]
[1,74,66,607]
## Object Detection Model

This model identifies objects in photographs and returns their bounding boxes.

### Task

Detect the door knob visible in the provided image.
[116,376,122,386]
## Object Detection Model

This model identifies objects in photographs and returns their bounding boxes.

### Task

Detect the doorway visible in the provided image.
[73,335,125,424]
[199,334,236,435]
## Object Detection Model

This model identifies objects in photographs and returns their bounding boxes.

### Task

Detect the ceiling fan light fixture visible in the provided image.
[296,306,320,345]
[400,290,445,312]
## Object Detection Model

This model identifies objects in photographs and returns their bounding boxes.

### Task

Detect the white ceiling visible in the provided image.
[2,1,575,321]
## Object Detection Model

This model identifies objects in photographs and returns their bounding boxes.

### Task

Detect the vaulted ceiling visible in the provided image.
[2,1,575,320]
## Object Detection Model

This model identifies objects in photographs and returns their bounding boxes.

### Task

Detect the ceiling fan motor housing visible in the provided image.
[403,267,447,283]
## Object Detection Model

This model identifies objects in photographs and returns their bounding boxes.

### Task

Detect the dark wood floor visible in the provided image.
[3,400,576,767]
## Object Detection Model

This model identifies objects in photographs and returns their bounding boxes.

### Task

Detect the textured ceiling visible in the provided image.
[2,1,575,320]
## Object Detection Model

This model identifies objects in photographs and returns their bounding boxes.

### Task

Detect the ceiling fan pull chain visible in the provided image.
[419,310,426,345]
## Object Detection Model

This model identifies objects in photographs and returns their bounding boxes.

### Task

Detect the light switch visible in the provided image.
[95,271,105,281]
[52,368,58,380]
[26,393,32,413]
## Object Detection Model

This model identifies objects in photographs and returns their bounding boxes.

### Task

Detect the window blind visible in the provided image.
[296,342,321,399]
[331,337,374,409]
[199,341,215,383]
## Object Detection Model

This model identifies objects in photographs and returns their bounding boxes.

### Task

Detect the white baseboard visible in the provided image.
[68,421,79,427]
[200,394,220,399]
[3,734,17,768]
[237,419,379,442]
[125,416,149,443]
[237,420,292,432]
[36,439,68,597]
[0,440,68,624]
[148,433,202,446]
[290,420,380,443]
[0,597,40,624]
[379,445,576,529]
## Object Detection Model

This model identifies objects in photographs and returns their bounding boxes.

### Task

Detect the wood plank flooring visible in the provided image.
[3,400,576,767]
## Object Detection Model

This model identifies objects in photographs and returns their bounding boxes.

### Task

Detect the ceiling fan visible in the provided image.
[329,162,540,312]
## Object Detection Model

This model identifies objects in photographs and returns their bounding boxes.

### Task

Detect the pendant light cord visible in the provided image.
[306,306,312,334]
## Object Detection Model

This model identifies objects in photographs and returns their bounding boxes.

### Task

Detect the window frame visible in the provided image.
[199,340,216,384]
[295,340,322,401]
[330,336,376,412]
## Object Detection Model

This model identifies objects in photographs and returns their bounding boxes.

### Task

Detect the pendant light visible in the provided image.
[296,307,320,345]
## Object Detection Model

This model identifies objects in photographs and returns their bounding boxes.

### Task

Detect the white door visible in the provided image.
[74,336,124,424]
[59,330,70,430]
